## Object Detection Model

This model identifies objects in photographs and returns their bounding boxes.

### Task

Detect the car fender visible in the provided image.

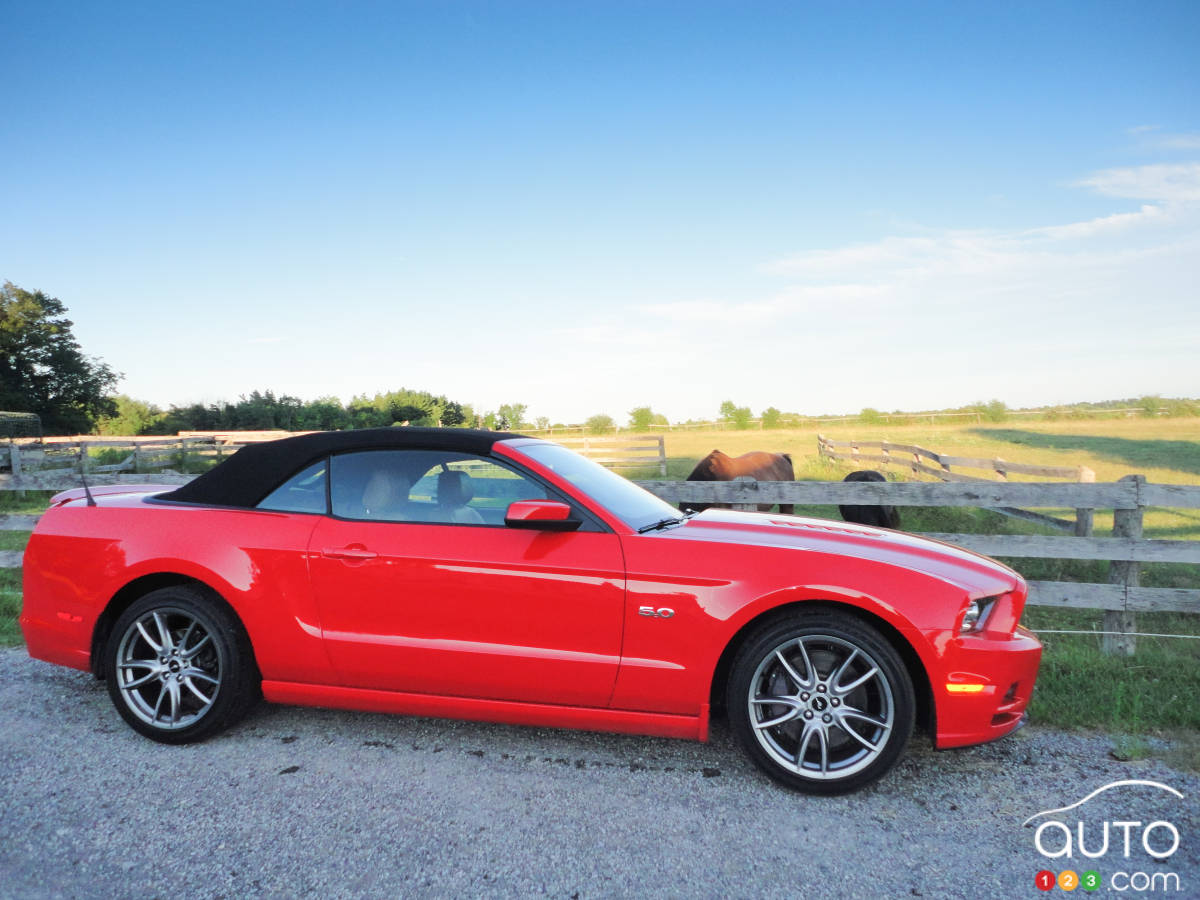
[715,582,942,677]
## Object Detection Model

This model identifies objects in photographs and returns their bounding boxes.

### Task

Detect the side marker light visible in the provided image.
[945,683,986,694]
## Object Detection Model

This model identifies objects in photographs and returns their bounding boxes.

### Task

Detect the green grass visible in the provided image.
[0,532,30,552]
[1022,608,1200,736]
[0,490,54,516]
[0,568,22,645]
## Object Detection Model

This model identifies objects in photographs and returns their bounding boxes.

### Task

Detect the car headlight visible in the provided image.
[959,597,995,634]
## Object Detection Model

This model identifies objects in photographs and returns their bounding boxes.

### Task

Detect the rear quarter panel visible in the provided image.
[21,499,332,683]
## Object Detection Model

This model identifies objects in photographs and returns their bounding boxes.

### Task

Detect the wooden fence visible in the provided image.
[0,433,293,482]
[1,432,669,479]
[637,477,1200,654]
[550,435,668,475]
[818,434,1096,535]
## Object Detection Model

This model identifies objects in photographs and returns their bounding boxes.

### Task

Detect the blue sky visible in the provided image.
[3,1,1198,423]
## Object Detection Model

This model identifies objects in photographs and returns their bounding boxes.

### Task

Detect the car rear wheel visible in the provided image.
[727,611,915,794]
[105,586,258,743]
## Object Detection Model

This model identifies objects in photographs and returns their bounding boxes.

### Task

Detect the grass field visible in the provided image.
[3,417,1198,761]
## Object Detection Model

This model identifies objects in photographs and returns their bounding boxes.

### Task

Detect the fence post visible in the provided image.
[731,475,756,511]
[657,435,666,477]
[10,443,24,500]
[1103,474,1144,656]
[1075,467,1096,537]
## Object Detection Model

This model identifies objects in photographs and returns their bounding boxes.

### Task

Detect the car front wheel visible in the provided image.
[727,611,915,794]
[105,586,258,743]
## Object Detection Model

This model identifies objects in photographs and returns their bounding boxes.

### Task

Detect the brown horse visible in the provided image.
[839,470,901,529]
[684,449,795,514]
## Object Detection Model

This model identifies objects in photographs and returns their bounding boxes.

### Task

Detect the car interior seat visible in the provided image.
[437,470,485,524]
[361,469,408,519]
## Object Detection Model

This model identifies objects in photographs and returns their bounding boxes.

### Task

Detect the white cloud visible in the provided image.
[1076,162,1200,204]
[1127,125,1200,151]
[558,160,1200,419]
[640,285,891,323]
[757,162,1200,300]
[1026,204,1167,240]
[1158,134,1200,150]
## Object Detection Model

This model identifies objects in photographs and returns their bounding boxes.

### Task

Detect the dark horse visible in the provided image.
[839,470,901,529]
[684,449,795,514]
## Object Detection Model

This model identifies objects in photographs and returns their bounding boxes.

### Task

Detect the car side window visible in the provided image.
[256,460,328,514]
[330,449,550,526]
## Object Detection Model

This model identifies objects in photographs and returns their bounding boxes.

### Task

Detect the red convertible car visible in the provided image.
[21,428,1041,793]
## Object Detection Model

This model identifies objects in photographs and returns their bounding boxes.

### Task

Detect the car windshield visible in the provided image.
[514,441,683,532]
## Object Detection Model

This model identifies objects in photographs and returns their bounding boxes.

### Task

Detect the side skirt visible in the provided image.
[262,680,709,741]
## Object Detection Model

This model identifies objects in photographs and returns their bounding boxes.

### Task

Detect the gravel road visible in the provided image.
[1,648,1195,899]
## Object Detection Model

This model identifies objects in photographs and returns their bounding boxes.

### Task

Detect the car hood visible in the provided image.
[660,508,1020,596]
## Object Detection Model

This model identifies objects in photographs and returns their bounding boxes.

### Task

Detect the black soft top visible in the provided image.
[157,427,526,509]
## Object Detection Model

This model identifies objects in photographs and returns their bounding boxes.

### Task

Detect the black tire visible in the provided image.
[726,610,915,794]
[104,586,259,744]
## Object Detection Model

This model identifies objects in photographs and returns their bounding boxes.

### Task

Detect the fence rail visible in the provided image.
[635,478,1200,640]
[818,433,1096,535]
[818,433,1094,481]
[3,432,670,477]
[550,435,667,475]
[0,433,291,479]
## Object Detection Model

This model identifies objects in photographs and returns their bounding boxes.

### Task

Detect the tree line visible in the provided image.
[3,281,1197,437]
[96,392,533,436]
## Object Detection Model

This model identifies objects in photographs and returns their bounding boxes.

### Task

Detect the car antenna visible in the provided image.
[78,449,97,507]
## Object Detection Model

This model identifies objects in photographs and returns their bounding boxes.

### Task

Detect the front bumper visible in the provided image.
[934,625,1043,749]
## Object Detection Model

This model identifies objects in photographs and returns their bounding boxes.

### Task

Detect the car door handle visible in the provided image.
[321,546,378,560]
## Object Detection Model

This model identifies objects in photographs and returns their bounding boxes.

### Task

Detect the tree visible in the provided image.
[859,407,884,425]
[0,282,120,433]
[628,406,656,431]
[97,395,163,435]
[296,396,350,431]
[761,407,781,429]
[984,399,1009,423]
[719,400,752,429]
[534,416,550,431]
[1138,395,1161,418]
[497,403,528,430]
[585,413,615,435]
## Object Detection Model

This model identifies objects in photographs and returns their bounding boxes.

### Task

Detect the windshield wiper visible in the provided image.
[637,515,686,534]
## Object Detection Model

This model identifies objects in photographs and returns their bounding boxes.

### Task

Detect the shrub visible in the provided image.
[859,407,884,425]
[586,414,615,435]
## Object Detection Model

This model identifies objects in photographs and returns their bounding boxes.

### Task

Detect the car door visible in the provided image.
[307,449,627,707]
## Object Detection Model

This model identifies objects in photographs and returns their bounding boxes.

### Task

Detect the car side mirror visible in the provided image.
[504,499,581,532]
